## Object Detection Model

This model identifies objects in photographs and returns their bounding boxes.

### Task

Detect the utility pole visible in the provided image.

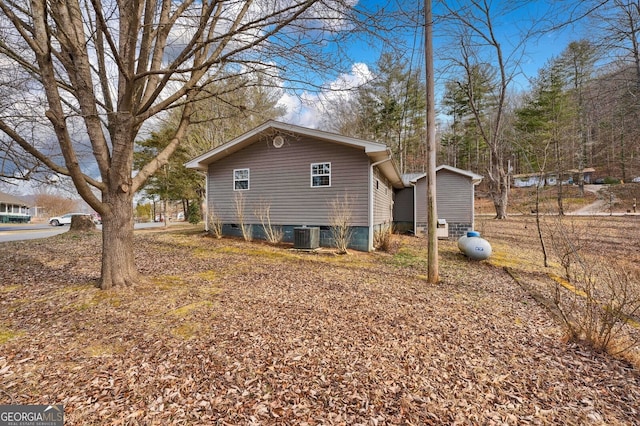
[425,0,439,283]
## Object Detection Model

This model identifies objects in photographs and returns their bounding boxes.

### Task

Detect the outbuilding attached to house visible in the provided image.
[394,166,483,239]
[186,121,404,251]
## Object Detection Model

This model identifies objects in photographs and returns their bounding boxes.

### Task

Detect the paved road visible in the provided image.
[0,221,172,243]
[0,223,67,242]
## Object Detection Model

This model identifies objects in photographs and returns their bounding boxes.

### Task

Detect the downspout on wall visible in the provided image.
[369,152,393,251]
[204,170,209,231]
[411,181,417,235]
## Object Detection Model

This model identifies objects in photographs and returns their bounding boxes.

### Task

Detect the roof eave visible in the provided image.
[185,120,390,171]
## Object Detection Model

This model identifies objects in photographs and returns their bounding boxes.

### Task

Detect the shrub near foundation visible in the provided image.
[329,194,353,254]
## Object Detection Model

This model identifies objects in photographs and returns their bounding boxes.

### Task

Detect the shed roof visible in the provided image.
[406,165,483,185]
[186,121,404,188]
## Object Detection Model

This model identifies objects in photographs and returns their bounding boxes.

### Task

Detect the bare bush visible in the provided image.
[547,217,640,355]
[34,193,78,216]
[234,193,252,241]
[254,200,283,244]
[207,204,223,239]
[546,216,592,280]
[329,194,353,254]
[374,223,398,253]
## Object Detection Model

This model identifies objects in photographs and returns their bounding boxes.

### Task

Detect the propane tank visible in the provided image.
[458,231,479,253]
[463,231,492,260]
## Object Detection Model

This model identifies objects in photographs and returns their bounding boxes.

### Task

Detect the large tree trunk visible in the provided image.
[491,178,509,219]
[489,152,509,219]
[99,190,138,290]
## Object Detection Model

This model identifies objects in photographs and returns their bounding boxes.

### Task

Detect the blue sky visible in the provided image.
[281,0,584,127]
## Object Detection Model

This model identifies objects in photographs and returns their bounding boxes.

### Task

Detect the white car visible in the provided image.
[49,213,91,226]
[632,176,640,183]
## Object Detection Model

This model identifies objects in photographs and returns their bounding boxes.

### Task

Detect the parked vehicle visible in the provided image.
[632,176,640,183]
[49,213,91,226]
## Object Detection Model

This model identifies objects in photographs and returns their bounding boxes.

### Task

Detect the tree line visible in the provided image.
[436,1,640,217]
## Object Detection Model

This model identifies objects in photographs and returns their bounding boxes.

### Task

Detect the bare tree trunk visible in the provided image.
[555,138,565,215]
[489,148,508,219]
[490,178,509,218]
[557,181,565,215]
[535,181,549,268]
[100,191,138,289]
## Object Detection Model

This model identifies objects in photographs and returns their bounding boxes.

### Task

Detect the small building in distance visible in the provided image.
[0,191,31,223]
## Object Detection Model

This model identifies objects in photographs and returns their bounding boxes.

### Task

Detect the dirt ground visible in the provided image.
[1,224,639,425]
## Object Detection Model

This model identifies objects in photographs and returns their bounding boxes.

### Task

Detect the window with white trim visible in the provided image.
[311,162,331,187]
[233,168,250,190]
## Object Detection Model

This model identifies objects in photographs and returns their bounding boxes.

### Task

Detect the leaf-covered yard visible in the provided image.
[1,224,639,425]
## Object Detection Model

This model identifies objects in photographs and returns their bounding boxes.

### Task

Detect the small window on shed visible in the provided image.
[233,168,250,190]
[311,162,331,187]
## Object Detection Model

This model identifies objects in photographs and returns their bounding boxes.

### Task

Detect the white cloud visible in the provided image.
[279,62,372,128]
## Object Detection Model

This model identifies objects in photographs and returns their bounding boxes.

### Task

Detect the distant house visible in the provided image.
[186,121,404,251]
[567,167,595,184]
[512,168,595,188]
[0,191,31,223]
[394,166,483,239]
[512,172,544,188]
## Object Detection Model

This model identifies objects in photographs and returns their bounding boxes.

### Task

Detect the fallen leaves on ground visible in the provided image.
[0,226,639,425]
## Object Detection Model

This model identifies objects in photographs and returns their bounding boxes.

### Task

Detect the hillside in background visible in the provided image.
[477,183,640,216]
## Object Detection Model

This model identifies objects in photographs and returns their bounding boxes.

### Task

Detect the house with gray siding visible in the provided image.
[393,166,483,239]
[186,121,404,251]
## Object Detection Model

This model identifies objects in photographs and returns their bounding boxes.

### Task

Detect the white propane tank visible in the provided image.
[458,231,478,253]
[463,231,492,260]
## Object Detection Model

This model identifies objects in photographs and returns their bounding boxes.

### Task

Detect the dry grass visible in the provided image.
[476,186,597,215]
[478,215,640,363]
[476,183,640,216]
[0,224,639,424]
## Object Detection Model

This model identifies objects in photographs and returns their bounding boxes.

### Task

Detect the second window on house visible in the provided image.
[234,168,249,190]
[311,162,331,187]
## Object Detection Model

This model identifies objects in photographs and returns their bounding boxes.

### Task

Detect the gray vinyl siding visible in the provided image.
[415,178,426,224]
[436,170,473,222]
[207,136,370,226]
[414,170,474,223]
[373,167,393,225]
[393,188,414,223]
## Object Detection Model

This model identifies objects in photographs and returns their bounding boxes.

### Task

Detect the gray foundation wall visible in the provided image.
[220,224,370,251]
[416,221,472,240]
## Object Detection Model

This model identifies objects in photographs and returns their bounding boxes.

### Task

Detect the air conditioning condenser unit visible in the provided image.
[294,227,320,249]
